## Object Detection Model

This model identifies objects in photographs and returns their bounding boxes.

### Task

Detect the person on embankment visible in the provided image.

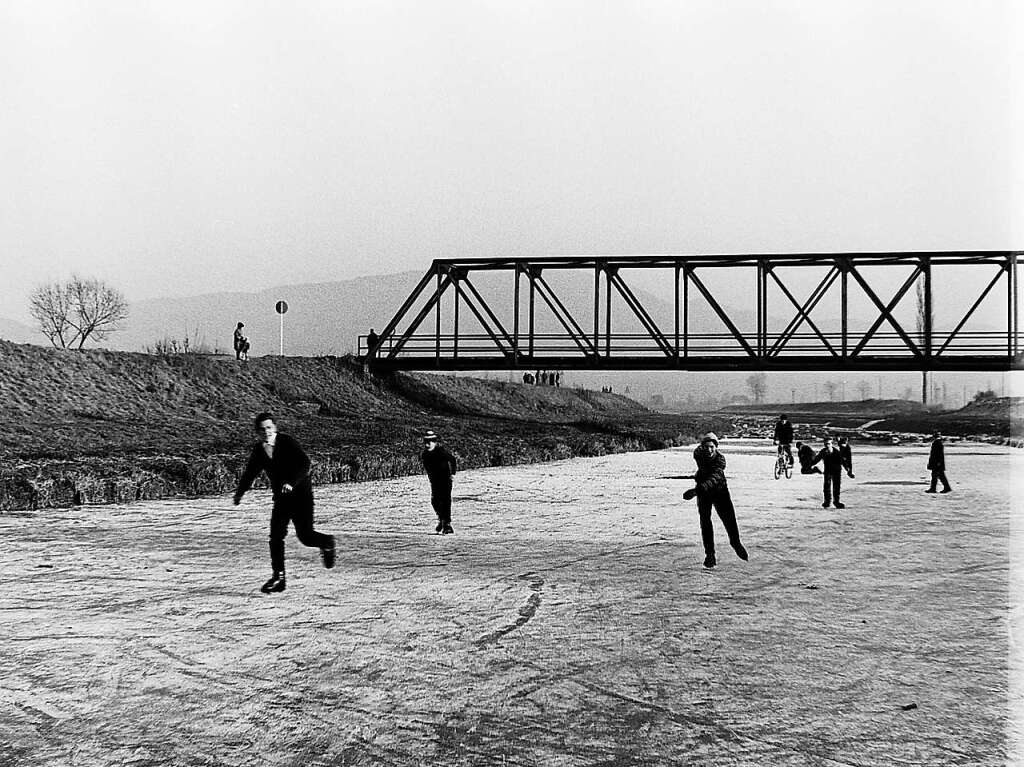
[233,412,336,593]
[682,432,749,569]
[420,429,458,534]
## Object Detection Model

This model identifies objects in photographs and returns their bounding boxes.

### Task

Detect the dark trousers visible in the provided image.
[929,470,951,491]
[697,490,741,557]
[800,464,822,475]
[823,471,842,506]
[430,477,453,524]
[268,487,332,573]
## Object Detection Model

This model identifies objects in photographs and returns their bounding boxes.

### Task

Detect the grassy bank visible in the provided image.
[0,341,727,511]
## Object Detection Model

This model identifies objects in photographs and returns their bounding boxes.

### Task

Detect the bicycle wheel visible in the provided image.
[784,461,792,479]
[773,458,782,479]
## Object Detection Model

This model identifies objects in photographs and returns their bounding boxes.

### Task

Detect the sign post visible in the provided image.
[275,300,288,355]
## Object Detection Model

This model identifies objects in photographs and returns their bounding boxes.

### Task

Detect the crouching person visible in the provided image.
[682,433,748,568]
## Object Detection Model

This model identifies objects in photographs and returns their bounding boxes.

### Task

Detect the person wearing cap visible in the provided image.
[233,412,336,594]
[682,432,748,568]
[773,414,795,468]
[926,431,952,493]
[420,430,458,534]
[811,435,846,508]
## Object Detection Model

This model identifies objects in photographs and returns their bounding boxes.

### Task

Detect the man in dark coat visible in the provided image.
[837,436,855,479]
[421,429,458,534]
[926,431,952,493]
[366,328,380,358]
[233,413,336,593]
[682,433,748,568]
[773,415,795,467]
[812,436,846,508]
[796,441,822,474]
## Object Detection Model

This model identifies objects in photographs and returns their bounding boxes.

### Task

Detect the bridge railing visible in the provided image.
[360,330,1017,359]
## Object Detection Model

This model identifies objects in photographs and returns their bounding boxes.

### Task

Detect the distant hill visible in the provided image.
[0,316,42,345]
[102,271,428,357]
[31,269,764,358]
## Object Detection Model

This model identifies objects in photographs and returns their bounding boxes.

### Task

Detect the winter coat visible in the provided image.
[812,446,845,475]
[235,433,311,498]
[773,420,794,443]
[421,445,458,482]
[692,446,728,496]
[927,439,945,471]
[797,443,816,467]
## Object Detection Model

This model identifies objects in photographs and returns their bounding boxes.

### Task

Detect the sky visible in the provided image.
[0,0,1020,327]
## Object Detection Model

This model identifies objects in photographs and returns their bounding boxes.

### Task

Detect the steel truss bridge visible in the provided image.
[362,251,1022,372]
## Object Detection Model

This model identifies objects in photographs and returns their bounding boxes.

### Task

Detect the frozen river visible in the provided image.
[2,439,1022,766]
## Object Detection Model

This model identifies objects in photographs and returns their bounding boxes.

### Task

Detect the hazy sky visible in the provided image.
[1,1,1020,323]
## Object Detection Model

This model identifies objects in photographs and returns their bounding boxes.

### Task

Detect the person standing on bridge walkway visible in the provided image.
[233,413,336,593]
[926,431,952,493]
[365,328,380,359]
[812,436,846,509]
[682,433,748,568]
[421,430,458,534]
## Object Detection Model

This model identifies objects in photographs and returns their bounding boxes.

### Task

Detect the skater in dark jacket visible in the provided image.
[796,441,822,474]
[682,433,748,568]
[837,436,855,478]
[421,430,458,533]
[812,436,846,508]
[233,413,336,593]
[926,431,952,493]
[773,415,795,467]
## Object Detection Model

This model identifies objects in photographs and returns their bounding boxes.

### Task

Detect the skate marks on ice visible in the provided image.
[0,441,1019,766]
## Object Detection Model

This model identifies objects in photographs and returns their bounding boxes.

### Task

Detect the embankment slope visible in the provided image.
[0,341,724,510]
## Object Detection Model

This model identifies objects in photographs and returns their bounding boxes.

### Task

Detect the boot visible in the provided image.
[261,571,286,593]
[320,537,336,569]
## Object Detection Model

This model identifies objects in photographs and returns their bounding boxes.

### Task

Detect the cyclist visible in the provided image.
[773,414,795,467]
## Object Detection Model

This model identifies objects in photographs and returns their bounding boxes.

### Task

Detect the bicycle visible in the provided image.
[773,444,793,480]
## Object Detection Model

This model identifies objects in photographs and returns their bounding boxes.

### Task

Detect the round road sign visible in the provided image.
[275,300,288,314]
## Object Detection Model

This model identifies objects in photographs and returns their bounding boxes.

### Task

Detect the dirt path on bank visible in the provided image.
[2,440,1021,766]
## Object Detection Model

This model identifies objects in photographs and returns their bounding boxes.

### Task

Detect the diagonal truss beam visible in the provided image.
[375,267,439,355]
[527,269,597,356]
[768,266,840,357]
[935,265,1006,356]
[453,274,515,355]
[606,270,674,356]
[686,269,756,357]
[386,273,454,357]
[848,264,923,357]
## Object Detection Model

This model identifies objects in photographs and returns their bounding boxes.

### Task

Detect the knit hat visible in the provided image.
[423,430,438,442]
[701,432,719,446]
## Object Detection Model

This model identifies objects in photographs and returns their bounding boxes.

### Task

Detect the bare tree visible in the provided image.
[746,373,768,404]
[823,380,839,401]
[29,276,128,349]
[856,380,872,400]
